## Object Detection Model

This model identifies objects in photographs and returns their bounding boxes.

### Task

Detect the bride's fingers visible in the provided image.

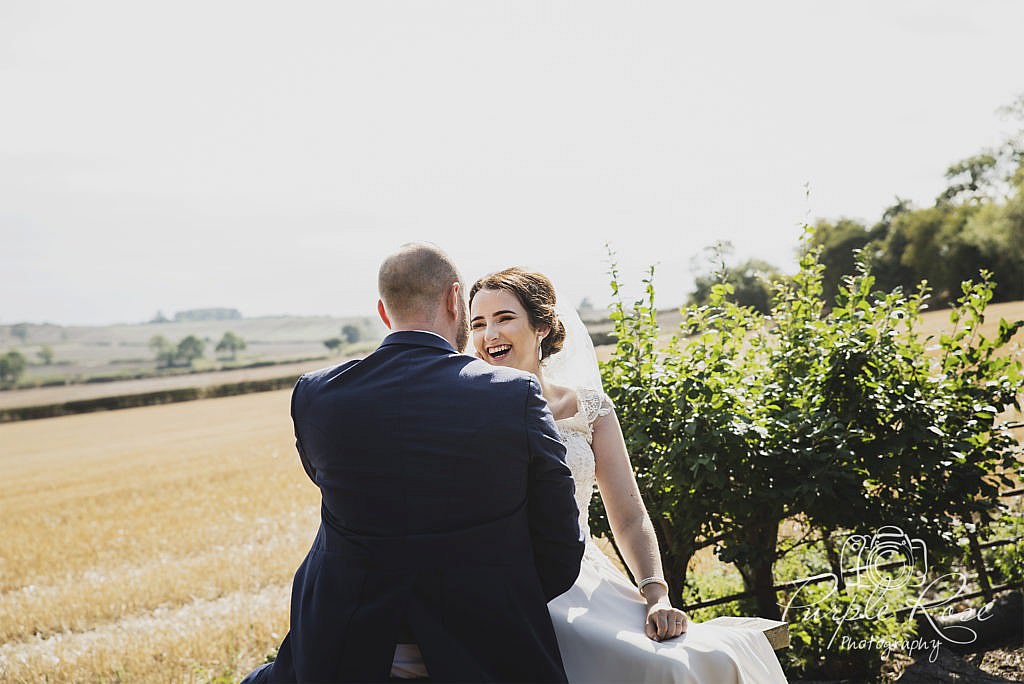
[655,611,670,638]
[645,616,659,641]
[671,612,686,637]
[653,609,686,640]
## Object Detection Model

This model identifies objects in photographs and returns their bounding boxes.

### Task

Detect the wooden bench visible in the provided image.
[704,616,790,650]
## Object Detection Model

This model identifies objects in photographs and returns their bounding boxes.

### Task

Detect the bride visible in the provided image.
[468,267,788,684]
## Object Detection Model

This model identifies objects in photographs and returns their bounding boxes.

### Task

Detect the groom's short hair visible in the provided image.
[378,243,463,320]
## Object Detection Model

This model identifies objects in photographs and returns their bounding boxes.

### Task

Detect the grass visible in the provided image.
[0,390,317,683]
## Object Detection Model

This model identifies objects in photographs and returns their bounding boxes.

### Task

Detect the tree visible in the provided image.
[883,204,978,304]
[808,95,1024,309]
[958,182,1024,302]
[323,337,343,354]
[176,336,205,366]
[938,153,1001,206]
[689,242,782,314]
[341,324,361,345]
[215,331,246,360]
[806,217,874,303]
[37,345,54,365]
[0,350,27,386]
[149,335,176,368]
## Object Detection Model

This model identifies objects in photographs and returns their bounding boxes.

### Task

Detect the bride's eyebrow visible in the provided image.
[470,310,517,323]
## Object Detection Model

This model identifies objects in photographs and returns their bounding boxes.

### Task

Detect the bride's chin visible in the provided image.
[486,355,517,369]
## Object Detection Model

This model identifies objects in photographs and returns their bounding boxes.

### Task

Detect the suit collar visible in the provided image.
[380,330,458,354]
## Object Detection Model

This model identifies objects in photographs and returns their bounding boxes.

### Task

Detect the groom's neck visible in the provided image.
[389,320,457,350]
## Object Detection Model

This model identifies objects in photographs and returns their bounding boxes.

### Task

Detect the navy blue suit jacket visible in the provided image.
[263,331,584,683]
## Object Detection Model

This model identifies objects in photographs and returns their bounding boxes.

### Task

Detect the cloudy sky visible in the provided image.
[2,1,1022,325]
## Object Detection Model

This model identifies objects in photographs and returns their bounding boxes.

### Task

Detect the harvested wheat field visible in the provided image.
[0,389,319,683]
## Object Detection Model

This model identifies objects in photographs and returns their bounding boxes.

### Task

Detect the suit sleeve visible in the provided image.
[290,375,317,484]
[525,376,586,600]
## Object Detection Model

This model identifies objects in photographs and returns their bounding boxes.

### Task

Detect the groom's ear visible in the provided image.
[377,299,392,329]
[447,282,462,318]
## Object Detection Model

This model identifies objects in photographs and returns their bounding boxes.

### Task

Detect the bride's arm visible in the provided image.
[592,410,688,641]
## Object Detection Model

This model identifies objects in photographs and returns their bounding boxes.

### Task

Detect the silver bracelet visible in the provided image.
[637,576,668,597]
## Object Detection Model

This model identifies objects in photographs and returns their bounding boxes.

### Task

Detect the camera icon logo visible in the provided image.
[841,525,929,590]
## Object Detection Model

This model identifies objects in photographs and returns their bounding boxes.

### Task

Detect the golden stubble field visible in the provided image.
[0,390,319,683]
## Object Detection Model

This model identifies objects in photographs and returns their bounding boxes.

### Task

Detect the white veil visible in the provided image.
[543,303,605,393]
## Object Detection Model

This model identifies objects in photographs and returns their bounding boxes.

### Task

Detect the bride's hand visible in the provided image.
[644,599,688,642]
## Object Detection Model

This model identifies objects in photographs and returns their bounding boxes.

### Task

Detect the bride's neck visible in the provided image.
[535,369,555,402]
[517,362,554,402]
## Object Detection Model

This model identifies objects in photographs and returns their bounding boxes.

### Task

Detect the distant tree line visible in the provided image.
[0,350,27,387]
[149,335,206,368]
[324,324,364,354]
[148,331,248,367]
[215,331,246,360]
[37,345,54,365]
[0,343,56,388]
[810,122,1024,305]
[689,243,782,314]
[150,308,243,323]
[691,95,1024,311]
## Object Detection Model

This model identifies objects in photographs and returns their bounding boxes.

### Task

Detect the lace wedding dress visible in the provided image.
[549,386,788,684]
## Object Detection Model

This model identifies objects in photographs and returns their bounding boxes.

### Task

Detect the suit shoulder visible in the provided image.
[293,359,361,412]
[299,358,360,385]
[459,357,536,387]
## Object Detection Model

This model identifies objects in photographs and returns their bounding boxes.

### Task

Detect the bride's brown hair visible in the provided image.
[469,267,567,360]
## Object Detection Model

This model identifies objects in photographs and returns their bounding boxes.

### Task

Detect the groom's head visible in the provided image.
[377,242,469,352]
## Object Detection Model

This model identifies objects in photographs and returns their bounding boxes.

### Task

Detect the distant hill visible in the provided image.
[5,300,1021,387]
[171,308,242,322]
[0,315,387,387]
[0,315,385,347]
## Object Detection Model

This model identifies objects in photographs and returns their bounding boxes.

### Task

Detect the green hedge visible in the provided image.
[0,375,300,423]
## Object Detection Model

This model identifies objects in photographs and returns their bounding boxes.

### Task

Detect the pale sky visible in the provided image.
[2,1,1022,325]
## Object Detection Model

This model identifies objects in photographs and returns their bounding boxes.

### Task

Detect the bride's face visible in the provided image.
[469,288,546,371]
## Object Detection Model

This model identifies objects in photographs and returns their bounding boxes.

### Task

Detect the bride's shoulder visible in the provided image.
[544,383,578,420]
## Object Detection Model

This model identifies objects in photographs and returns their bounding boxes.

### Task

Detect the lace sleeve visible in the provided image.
[579,386,614,426]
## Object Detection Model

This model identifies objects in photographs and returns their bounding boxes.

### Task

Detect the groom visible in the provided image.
[243,243,585,683]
